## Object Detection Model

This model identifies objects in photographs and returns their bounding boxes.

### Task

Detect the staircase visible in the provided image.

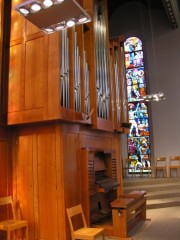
[123,177,180,209]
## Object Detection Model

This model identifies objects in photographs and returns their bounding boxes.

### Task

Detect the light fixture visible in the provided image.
[66,19,75,27]
[19,7,30,15]
[78,16,87,23]
[31,2,42,12]
[43,0,53,7]
[138,92,165,102]
[54,22,65,31]
[14,0,91,34]
[42,27,54,33]
[137,0,165,102]
[55,0,64,3]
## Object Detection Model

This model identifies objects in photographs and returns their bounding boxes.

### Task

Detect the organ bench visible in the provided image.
[110,191,146,238]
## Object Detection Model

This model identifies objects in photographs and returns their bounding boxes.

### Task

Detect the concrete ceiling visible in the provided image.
[107,0,180,29]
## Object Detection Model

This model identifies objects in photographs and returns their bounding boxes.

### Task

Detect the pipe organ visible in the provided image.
[0,0,132,239]
[8,0,129,132]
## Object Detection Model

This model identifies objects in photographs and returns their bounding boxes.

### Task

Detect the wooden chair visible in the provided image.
[140,158,152,177]
[155,157,167,177]
[0,196,28,240]
[168,156,180,177]
[67,204,104,240]
[123,158,136,178]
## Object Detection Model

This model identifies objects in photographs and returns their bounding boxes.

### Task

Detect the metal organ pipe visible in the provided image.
[94,0,110,120]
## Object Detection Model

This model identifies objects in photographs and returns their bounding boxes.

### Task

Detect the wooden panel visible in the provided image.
[8,44,22,112]
[0,140,10,197]
[63,131,80,206]
[26,20,42,36]
[0,128,11,221]
[47,32,60,119]
[8,36,49,124]
[17,134,36,240]
[55,125,66,240]
[0,133,11,240]
[36,130,59,240]
[8,108,45,125]
[0,0,11,124]
[81,133,112,149]
[63,130,81,240]
[24,37,47,110]
[96,118,114,132]
[11,0,23,41]
[14,125,62,240]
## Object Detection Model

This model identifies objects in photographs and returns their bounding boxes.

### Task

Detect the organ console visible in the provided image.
[81,148,119,235]
[81,147,146,238]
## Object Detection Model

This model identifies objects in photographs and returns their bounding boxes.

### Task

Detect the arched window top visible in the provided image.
[124,37,142,53]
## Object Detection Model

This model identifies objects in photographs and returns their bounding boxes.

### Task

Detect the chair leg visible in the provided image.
[132,168,136,178]
[140,168,143,177]
[124,169,126,178]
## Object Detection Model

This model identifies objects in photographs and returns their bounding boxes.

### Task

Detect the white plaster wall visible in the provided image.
[109,1,180,161]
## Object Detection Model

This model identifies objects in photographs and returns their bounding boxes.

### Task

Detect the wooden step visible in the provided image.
[123,177,180,209]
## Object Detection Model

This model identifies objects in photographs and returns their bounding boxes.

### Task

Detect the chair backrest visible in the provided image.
[67,204,87,236]
[170,156,180,166]
[142,158,152,167]
[156,157,166,167]
[125,158,133,167]
[0,196,16,220]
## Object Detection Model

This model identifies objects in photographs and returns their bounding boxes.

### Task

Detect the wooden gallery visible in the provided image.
[0,0,147,240]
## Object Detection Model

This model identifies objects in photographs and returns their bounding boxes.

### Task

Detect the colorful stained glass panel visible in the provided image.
[125,51,144,68]
[128,102,148,120]
[126,67,145,86]
[126,67,146,101]
[124,37,143,53]
[124,36,151,173]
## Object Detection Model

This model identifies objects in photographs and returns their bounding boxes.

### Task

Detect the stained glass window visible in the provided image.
[124,37,151,173]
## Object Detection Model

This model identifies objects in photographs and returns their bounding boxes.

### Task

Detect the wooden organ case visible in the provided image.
[4,0,133,239]
[81,148,120,236]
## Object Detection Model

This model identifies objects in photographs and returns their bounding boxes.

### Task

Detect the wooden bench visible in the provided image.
[110,191,146,238]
